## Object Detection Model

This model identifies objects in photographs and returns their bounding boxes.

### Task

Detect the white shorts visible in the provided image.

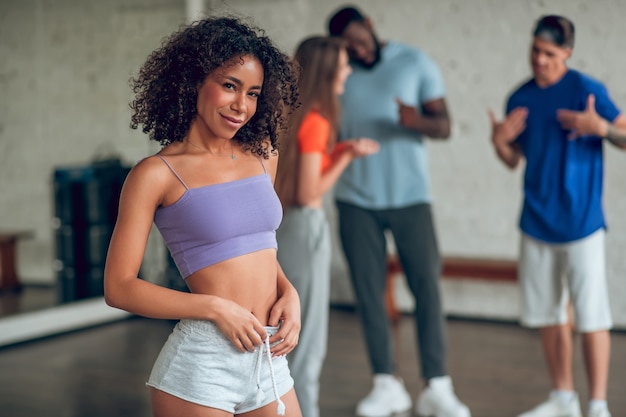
[146,319,294,413]
[519,229,612,332]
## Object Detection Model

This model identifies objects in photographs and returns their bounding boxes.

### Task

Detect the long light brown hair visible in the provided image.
[275,36,346,208]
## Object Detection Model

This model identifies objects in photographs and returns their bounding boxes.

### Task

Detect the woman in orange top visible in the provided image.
[274,36,379,417]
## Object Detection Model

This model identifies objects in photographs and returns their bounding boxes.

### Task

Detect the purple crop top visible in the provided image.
[153,155,283,278]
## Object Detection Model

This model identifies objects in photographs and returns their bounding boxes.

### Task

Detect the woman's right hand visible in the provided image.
[346,137,380,158]
[210,296,267,353]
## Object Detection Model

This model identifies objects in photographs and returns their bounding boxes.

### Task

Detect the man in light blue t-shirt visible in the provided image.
[490,15,626,417]
[327,6,470,417]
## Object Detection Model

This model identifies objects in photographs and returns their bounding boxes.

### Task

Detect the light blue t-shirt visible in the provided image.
[334,41,446,209]
[507,69,620,243]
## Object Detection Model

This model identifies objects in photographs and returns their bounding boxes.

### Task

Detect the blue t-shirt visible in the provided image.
[334,41,446,209]
[507,69,620,243]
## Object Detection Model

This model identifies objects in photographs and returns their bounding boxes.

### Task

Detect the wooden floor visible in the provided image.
[0,307,625,417]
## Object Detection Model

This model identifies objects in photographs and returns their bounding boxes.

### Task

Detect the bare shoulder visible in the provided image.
[131,154,168,175]
[124,155,164,185]
[120,155,172,205]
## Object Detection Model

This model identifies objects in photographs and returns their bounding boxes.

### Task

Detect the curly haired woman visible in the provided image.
[104,16,301,417]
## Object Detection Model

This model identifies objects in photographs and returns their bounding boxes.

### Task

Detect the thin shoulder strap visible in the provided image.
[156,155,189,190]
[258,156,267,174]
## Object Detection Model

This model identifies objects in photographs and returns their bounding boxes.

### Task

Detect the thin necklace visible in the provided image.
[186,139,236,160]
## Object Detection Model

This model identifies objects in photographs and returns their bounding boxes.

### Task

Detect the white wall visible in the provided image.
[1,0,625,326]
[0,0,183,283]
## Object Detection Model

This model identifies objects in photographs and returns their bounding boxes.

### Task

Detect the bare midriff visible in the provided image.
[184,248,278,325]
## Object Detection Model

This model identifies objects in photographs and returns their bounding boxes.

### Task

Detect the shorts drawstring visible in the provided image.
[254,334,286,415]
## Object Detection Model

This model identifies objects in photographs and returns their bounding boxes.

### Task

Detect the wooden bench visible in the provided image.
[0,231,34,292]
[385,255,518,321]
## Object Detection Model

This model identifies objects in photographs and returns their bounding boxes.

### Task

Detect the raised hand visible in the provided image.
[349,137,380,157]
[488,106,528,145]
[488,107,527,169]
[332,138,379,159]
[396,98,421,129]
[557,94,606,139]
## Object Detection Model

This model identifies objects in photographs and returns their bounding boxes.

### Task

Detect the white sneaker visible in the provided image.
[415,376,470,417]
[518,391,582,417]
[355,374,412,417]
[587,407,611,417]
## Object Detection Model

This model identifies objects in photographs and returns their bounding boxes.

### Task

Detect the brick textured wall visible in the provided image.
[1,0,625,325]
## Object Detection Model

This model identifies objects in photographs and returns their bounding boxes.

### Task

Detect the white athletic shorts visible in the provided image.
[146,319,294,413]
[519,229,612,332]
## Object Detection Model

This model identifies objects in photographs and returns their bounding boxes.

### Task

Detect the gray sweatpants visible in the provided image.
[276,206,331,417]
[336,201,447,379]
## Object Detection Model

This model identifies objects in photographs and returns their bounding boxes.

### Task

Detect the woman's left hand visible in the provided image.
[267,287,301,357]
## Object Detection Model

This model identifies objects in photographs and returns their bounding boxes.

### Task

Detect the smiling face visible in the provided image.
[195,55,264,140]
[530,37,571,87]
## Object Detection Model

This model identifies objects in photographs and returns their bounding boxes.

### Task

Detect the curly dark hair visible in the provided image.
[129,16,298,158]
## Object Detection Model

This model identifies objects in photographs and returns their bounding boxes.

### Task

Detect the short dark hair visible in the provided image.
[533,15,575,48]
[327,5,365,36]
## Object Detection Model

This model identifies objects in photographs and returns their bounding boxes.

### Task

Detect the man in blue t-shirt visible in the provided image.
[327,5,470,417]
[490,15,626,417]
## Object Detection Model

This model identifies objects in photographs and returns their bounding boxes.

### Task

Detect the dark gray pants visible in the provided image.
[336,201,446,379]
